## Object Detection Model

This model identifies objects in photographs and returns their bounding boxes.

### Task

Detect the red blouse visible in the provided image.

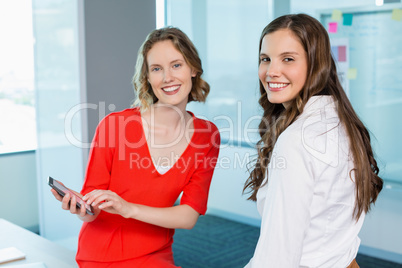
[76,108,220,262]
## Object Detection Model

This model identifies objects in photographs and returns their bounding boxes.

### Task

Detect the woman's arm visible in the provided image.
[82,190,199,229]
[129,203,200,229]
[246,132,316,267]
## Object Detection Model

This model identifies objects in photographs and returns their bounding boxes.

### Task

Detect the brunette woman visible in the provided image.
[244,14,382,268]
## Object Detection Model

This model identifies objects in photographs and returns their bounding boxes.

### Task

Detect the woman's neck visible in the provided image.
[145,103,189,130]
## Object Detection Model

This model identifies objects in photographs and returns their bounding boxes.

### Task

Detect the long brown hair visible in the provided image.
[132,26,210,111]
[243,14,382,220]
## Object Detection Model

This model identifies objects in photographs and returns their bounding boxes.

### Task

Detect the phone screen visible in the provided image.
[48,176,94,215]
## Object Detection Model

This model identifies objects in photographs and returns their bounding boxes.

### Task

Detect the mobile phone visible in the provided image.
[48,176,94,215]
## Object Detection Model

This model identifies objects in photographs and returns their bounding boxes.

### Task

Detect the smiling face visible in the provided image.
[258,29,308,109]
[146,40,196,110]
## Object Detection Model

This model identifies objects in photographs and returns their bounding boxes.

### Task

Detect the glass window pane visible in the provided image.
[166,0,269,147]
[321,8,402,184]
[33,0,84,240]
[0,0,36,153]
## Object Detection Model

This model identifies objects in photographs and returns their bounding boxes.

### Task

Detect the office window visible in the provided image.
[0,0,36,154]
[32,0,85,240]
[321,7,402,184]
[156,0,165,28]
[165,0,270,147]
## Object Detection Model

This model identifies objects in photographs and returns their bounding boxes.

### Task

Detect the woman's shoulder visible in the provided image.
[277,97,345,167]
[190,112,220,145]
[194,116,218,132]
[287,96,339,134]
[105,107,140,118]
[188,111,217,132]
[96,107,141,129]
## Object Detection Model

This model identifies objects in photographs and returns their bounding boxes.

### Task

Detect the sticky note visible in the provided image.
[332,9,343,21]
[347,68,357,80]
[343,14,353,26]
[338,46,347,62]
[391,9,402,21]
[328,22,338,33]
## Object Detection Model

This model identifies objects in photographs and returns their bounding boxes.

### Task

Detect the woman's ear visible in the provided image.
[191,69,197,77]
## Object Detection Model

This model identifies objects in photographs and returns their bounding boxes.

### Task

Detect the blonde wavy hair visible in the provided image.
[243,14,383,221]
[132,27,210,111]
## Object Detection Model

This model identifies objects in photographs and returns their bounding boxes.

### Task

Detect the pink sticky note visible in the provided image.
[328,22,338,33]
[338,46,346,62]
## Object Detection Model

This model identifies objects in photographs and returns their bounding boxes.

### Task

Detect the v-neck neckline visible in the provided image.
[139,110,197,176]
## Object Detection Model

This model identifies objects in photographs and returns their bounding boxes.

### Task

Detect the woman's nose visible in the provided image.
[163,69,174,83]
[267,62,280,78]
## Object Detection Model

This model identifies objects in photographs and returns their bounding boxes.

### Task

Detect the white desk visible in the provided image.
[0,219,77,268]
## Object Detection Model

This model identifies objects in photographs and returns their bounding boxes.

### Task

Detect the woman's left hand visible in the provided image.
[82,190,133,218]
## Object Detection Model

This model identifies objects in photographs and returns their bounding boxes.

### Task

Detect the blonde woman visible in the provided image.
[52,27,220,267]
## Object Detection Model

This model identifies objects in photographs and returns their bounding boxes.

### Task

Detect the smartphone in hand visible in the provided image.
[48,176,94,215]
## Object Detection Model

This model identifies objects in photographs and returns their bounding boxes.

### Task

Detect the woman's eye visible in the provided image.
[152,67,161,72]
[173,63,181,68]
[260,57,270,62]
[284,58,294,62]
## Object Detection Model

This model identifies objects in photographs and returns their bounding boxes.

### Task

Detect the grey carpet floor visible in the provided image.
[173,214,402,268]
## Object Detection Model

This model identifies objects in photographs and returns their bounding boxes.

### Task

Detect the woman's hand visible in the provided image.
[83,190,134,218]
[82,190,199,229]
[130,204,200,229]
[50,184,99,222]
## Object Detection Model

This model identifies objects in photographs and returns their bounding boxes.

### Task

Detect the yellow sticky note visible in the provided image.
[391,9,402,21]
[332,9,343,21]
[347,68,357,80]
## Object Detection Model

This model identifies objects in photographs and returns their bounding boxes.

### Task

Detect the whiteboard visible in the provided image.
[320,5,402,184]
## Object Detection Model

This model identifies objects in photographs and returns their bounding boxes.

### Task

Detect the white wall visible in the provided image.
[0,151,38,232]
[207,146,260,226]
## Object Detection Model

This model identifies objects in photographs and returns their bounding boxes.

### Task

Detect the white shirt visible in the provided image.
[155,165,173,175]
[245,96,364,268]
